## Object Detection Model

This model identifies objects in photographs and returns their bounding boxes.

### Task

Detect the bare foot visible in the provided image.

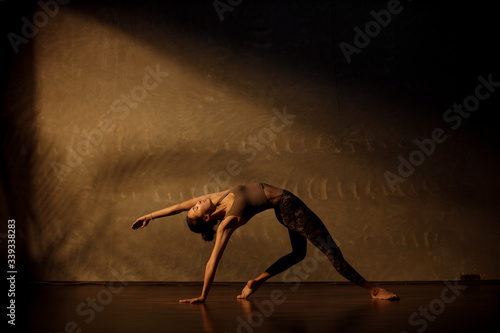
[237,280,262,299]
[371,287,399,300]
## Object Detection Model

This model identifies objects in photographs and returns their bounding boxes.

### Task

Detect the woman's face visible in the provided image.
[188,199,214,220]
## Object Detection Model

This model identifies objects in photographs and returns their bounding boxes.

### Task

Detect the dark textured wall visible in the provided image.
[2,0,499,282]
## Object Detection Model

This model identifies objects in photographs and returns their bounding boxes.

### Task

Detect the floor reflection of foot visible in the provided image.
[238,298,253,318]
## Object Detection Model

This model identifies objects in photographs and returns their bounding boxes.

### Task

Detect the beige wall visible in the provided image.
[3,1,499,282]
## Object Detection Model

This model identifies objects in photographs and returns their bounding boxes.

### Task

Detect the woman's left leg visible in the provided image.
[237,229,307,299]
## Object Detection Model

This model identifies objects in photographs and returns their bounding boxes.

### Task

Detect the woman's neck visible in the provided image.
[210,194,233,221]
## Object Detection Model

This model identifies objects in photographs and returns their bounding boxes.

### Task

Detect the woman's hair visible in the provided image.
[186,215,217,242]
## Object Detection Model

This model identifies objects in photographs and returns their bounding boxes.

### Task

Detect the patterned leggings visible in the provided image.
[265,190,366,285]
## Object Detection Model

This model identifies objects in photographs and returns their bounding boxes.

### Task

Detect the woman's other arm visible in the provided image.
[179,217,240,303]
[130,191,225,230]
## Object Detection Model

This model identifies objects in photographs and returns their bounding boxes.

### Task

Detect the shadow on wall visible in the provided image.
[1,1,38,331]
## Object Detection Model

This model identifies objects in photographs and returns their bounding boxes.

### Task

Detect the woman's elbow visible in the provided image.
[206,259,217,270]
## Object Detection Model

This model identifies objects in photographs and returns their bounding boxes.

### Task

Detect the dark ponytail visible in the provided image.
[186,216,217,242]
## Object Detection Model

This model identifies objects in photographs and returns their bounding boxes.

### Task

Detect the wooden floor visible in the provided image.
[26,282,499,333]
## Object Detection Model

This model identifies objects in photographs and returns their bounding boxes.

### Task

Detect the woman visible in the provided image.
[131,183,398,303]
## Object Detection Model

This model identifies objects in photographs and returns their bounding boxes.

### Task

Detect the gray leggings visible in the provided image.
[265,190,366,285]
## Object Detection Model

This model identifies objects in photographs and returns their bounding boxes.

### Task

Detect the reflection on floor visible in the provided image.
[28,282,500,333]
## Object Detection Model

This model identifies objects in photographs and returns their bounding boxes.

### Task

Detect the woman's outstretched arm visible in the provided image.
[179,217,240,303]
[130,191,225,229]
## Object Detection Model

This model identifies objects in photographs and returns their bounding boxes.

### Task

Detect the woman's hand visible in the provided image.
[179,296,205,304]
[131,214,153,230]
